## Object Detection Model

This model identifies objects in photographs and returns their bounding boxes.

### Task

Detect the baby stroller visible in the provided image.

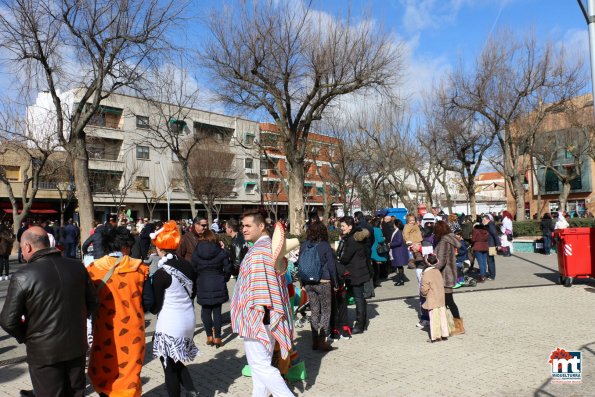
[454,260,477,288]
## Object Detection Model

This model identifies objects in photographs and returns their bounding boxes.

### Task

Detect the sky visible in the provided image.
[187,0,591,115]
[0,0,589,117]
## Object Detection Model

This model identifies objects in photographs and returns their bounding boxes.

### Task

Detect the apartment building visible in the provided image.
[259,123,342,219]
[506,94,595,218]
[2,91,262,222]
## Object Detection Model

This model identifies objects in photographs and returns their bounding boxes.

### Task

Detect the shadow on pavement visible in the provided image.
[0,364,27,383]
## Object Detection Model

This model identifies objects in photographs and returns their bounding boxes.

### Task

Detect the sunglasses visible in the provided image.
[199,224,208,227]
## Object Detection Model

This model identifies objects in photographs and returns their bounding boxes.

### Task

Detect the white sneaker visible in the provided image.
[416,320,429,328]
[2,276,6,281]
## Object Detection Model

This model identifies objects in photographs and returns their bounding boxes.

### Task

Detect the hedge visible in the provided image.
[512,218,595,237]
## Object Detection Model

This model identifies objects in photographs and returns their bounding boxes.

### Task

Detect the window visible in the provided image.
[169,119,187,134]
[136,145,150,160]
[245,158,254,170]
[570,175,582,190]
[316,186,324,196]
[545,169,558,193]
[244,182,257,194]
[136,116,149,129]
[244,133,255,145]
[3,165,20,181]
[171,178,184,191]
[135,176,149,190]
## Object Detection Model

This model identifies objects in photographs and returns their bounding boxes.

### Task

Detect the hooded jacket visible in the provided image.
[191,241,233,306]
[340,228,372,286]
[434,233,462,292]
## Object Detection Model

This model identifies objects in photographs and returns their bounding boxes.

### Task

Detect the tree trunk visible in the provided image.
[559,181,571,213]
[72,151,94,240]
[180,163,197,219]
[469,190,477,220]
[287,159,305,235]
[512,177,526,221]
[206,205,213,226]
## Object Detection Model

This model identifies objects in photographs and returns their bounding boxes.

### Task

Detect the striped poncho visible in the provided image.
[230,235,293,359]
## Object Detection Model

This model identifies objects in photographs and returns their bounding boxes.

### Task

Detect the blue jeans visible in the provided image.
[475,251,487,277]
[543,235,552,254]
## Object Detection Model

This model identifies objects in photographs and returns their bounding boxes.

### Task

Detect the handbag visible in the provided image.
[488,246,497,256]
[376,243,389,255]
[506,234,513,242]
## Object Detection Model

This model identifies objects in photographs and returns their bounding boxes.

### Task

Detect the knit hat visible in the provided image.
[150,220,180,250]
[421,213,436,228]
[271,222,300,274]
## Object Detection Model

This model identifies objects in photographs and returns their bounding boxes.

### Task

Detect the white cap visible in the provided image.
[421,213,436,228]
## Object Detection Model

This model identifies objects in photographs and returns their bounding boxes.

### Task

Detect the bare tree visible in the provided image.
[449,30,586,220]
[0,0,185,237]
[202,0,402,233]
[42,153,75,226]
[136,185,166,221]
[188,140,239,225]
[106,163,140,219]
[0,102,57,235]
[423,88,495,218]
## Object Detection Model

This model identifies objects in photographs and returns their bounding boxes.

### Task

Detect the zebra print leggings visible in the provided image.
[305,283,332,335]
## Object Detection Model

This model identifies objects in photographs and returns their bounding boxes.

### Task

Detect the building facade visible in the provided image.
[2,91,263,222]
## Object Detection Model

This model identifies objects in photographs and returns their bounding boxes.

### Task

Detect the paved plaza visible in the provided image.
[1,252,594,396]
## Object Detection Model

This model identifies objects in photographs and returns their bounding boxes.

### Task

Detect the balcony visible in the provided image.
[89,158,124,172]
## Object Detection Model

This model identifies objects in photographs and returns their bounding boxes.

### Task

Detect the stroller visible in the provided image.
[454,260,477,288]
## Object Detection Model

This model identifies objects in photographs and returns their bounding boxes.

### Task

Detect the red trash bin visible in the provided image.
[554,227,595,287]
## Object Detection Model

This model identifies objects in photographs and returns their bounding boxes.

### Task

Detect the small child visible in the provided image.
[410,242,430,328]
[420,253,449,342]
[403,214,423,246]
[453,231,469,289]
[143,246,160,276]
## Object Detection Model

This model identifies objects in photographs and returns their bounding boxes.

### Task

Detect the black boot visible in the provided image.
[352,304,365,334]
[394,268,405,286]
[311,326,319,350]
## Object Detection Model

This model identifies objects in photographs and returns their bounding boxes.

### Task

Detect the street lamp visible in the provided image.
[155,161,171,220]
[578,0,595,119]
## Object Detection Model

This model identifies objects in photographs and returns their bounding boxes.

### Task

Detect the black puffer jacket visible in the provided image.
[0,247,98,365]
[191,241,233,306]
[340,228,372,286]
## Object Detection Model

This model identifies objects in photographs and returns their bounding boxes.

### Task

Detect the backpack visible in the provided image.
[298,242,323,283]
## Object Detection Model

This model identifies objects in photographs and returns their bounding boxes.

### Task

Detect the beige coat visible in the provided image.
[403,224,422,244]
[420,267,445,310]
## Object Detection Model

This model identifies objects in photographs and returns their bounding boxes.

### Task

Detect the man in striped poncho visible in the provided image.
[230,210,294,396]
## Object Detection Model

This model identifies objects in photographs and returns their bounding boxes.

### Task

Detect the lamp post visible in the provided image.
[155,161,171,220]
[578,0,595,119]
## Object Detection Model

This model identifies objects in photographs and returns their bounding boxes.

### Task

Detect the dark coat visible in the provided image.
[472,227,489,252]
[487,221,500,247]
[540,218,555,236]
[191,241,233,306]
[296,240,338,286]
[62,223,79,244]
[389,228,409,268]
[130,235,143,260]
[229,233,248,275]
[340,228,371,286]
[177,229,200,261]
[0,248,98,365]
[82,225,105,259]
[139,223,155,259]
[435,233,461,292]
[0,228,14,257]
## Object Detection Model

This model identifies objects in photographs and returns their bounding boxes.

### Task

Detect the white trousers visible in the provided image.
[244,325,294,397]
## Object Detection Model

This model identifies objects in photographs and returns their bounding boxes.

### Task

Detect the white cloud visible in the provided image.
[398,0,511,34]
[560,28,589,60]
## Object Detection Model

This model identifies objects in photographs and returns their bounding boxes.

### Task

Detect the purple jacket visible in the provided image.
[389,229,409,268]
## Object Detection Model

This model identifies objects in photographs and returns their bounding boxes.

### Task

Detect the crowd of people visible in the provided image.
[0,206,567,396]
